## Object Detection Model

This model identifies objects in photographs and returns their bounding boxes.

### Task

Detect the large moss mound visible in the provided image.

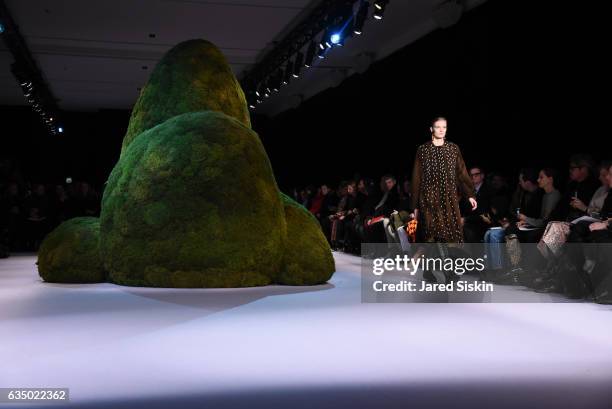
[276,193,335,285]
[37,217,106,283]
[100,111,285,288]
[121,39,251,153]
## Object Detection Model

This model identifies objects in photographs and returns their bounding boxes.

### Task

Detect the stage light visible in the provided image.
[271,69,282,91]
[373,0,389,20]
[293,52,303,78]
[0,23,4,34]
[330,33,341,45]
[317,44,326,59]
[284,60,294,84]
[256,83,269,98]
[249,103,256,109]
[354,1,369,34]
[58,127,64,133]
[304,41,316,68]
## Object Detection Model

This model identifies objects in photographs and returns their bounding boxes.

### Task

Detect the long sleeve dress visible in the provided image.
[410,140,475,243]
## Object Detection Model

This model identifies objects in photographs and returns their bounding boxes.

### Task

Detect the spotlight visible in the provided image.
[283,60,294,84]
[330,33,341,45]
[249,103,256,109]
[58,127,64,133]
[257,83,268,98]
[373,0,389,20]
[304,42,316,68]
[293,52,303,78]
[317,45,326,59]
[354,2,369,35]
[271,69,282,91]
[0,23,4,34]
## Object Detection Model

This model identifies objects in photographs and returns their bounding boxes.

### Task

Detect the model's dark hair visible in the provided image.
[430,116,447,127]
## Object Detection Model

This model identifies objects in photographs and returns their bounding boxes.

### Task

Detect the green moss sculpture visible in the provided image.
[37,217,106,283]
[121,39,251,153]
[276,193,335,285]
[100,111,286,287]
[41,39,334,288]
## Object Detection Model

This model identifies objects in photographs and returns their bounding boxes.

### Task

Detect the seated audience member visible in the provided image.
[387,177,414,253]
[73,182,101,217]
[515,168,562,233]
[568,160,610,217]
[50,184,74,228]
[3,182,25,251]
[338,180,365,252]
[328,181,350,249]
[308,186,325,218]
[364,175,399,249]
[489,169,543,283]
[538,168,612,298]
[318,184,338,243]
[538,160,611,260]
[353,178,380,251]
[462,166,493,243]
[299,188,311,209]
[558,154,600,221]
[23,183,51,250]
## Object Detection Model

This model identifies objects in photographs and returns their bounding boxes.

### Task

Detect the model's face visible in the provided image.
[321,185,329,195]
[347,184,355,194]
[470,168,484,186]
[430,120,447,139]
[537,170,552,189]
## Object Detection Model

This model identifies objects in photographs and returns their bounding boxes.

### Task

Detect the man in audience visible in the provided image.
[560,154,600,221]
[462,166,493,243]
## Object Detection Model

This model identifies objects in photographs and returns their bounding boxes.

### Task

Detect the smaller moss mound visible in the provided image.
[277,193,335,285]
[37,217,106,283]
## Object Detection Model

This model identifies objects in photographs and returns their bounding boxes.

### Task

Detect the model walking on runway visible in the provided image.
[410,117,477,243]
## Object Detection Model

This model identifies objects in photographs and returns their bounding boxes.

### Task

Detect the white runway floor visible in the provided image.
[1,252,612,409]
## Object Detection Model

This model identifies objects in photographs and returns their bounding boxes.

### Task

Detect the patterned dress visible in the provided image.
[410,140,475,243]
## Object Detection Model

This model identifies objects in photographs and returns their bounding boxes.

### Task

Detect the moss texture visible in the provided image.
[101,111,286,288]
[121,39,251,154]
[43,39,335,289]
[276,193,335,285]
[37,217,106,283]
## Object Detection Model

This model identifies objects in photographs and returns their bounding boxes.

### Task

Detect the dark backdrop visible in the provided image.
[0,2,606,192]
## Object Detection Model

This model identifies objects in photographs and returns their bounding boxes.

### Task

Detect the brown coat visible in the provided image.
[410,140,475,243]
